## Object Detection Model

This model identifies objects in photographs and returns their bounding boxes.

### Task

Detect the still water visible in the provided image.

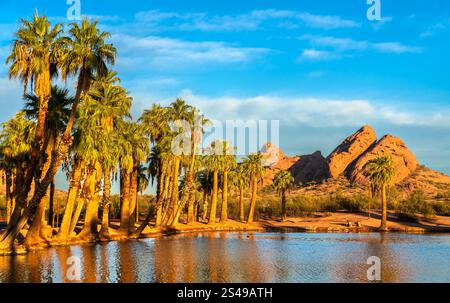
[1,232,449,283]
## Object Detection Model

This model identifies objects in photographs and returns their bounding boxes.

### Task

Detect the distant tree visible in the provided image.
[273,170,294,221]
[366,156,395,231]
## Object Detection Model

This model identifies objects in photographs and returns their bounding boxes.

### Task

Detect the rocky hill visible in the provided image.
[262,125,450,199]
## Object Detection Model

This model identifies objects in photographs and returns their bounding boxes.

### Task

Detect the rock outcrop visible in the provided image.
[349,134,419,185]
[262,143,300,186]
[261,125,447,191]
[326,125,377,178]
[289,151,329,184]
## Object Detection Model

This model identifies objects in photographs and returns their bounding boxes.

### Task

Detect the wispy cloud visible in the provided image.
[373,42,422,54]
[297,49,338,62]
[299,35,422,59]
[113,34,270,69]
[133,9,360,31]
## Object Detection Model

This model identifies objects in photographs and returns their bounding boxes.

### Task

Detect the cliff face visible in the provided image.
[262,125,448,194]
[348,134,419,185]
[327,125,377,179]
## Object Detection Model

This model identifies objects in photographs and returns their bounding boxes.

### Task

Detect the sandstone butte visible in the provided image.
[262,125,450,195]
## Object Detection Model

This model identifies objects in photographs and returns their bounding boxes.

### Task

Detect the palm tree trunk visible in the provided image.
[380,184,388,231]
[79,169,100,240]
[239,186,245,222]
[208,169,219,225]
[56,158,83,241]
[24,141,54,247]
[202,193,209,222]
[187,191,196,224]
[5,170,12,224]
[156,172,169,227]
[120,171,131,234]
[281,191,287,221]
[247,177,258,224]
[100,169,111,239]
[220,169,229,223]
[69,198,85,235]
[170,157,180,211]
[129,167,138,230]
[48,179,55,227]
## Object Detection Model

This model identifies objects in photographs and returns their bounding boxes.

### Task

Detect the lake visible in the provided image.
[1,232,449,283]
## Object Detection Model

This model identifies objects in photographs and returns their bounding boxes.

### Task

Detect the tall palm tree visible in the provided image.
[198,170,213,222]
[7,11,64,146]
[136,164,150,222]
[229,166,250,222]
[0,112,35,224]
[23,85,73,227]
[203,141,228,225]
[273,170,294,221]
[220,142,236,223]
[366,155,395,231]
[242,153,265,224]
[116,121,149,234]
[129,124,150,230]
[60,18,117,138]
[166,98,192,222]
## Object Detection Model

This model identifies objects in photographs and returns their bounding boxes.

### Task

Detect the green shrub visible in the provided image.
[432,202,450,216]
[396,190,435,219]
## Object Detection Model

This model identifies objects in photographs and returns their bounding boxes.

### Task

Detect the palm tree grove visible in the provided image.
[0,14,272,255]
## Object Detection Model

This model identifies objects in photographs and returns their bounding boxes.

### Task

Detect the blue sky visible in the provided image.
[1,0,450,191]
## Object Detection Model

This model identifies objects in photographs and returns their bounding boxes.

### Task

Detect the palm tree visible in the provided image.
[23,86,73,228]
[60,18,117,137]
[166,98,192,222]
[7,12,64,146]
[203,140,229,225]
[129,124,150,230]
[220,142,237,223]
[198,170,213,222]
[229,165,250,222]
[116,121,149,234]
[0,112,35,224]
[273,170,295,221]
[366,155,395,231]
[242,153,265,224]
[136,164,150,222]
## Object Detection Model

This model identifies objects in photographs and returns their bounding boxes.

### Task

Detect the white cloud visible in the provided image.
[300,35,422,57]
[297,49,338,62]
[164,91,450,129]
[113,34,270,69]
[373,42,422,54]
[296,13,360,29]
[301,35,368,51]
[133,9,359,31]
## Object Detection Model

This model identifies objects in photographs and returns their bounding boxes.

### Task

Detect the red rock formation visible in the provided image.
[289,151,329,184]
[327,125,377,178]
[349,135,419,185]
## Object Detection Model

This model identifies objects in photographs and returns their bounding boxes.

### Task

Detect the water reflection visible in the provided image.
[0,233,449,283]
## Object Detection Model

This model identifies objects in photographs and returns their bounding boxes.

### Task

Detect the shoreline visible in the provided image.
[1,212,450,256]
